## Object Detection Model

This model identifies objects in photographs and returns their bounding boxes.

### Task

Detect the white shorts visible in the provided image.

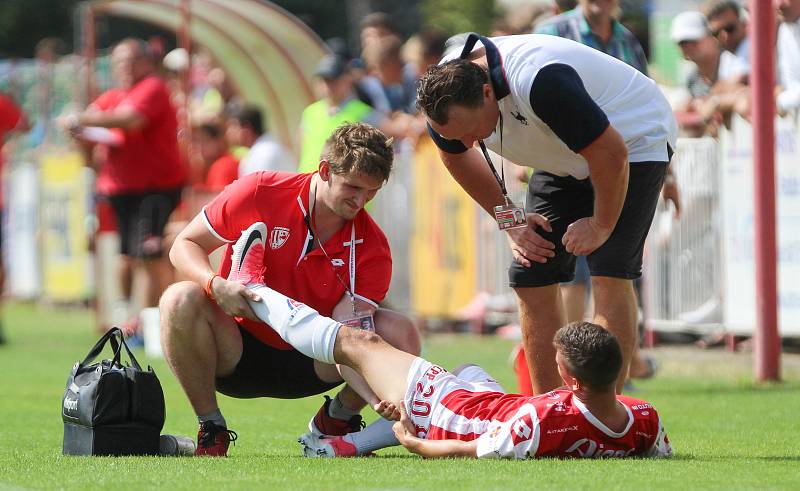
[403,357,504,439]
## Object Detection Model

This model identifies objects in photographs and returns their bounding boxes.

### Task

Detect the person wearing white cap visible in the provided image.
[671,10,748,136]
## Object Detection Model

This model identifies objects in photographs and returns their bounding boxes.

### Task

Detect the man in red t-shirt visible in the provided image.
[0,92,30,344]
[64,38,187,331]
[161,123,420,456]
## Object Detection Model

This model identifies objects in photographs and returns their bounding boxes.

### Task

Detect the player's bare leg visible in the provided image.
[159,281,243,417]
[313,309,421,411]
[514,284,566,394]
[331,327,417,404]
[591,276,637,393]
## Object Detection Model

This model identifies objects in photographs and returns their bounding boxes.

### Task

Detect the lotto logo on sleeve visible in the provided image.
[287,298,306,309]
[511,413,535,446]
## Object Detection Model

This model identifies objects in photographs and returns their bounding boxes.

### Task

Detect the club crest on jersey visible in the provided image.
[270,227,290,250]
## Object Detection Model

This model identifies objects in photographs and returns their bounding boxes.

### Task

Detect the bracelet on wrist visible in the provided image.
[204,273,218,300]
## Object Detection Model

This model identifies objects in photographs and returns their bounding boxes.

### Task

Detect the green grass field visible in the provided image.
[1,303,799,490]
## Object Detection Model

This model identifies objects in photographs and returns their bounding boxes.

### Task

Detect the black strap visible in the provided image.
[81,327,144,371]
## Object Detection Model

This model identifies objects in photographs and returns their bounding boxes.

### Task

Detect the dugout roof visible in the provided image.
[84,0,329,151]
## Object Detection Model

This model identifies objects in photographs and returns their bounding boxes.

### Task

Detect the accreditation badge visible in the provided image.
[494,203,527,231]
[342,313,376,332]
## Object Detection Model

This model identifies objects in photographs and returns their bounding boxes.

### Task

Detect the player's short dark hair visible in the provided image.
[230,105,265,135]
[553,322,622,391]
[703,0,742,20]
[323,123,393,182]
[417,59,488,125]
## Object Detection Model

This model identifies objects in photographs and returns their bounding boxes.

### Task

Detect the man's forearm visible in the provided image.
[581,126,629,230]
[440,148,507,216]
[169,238,218,288]
[78,107,144,130]
[589,158,628,230]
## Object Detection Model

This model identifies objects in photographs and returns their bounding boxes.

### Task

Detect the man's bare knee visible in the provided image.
[159,281,208,330]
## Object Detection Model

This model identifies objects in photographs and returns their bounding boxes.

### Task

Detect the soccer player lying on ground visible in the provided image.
[228,221,672,459]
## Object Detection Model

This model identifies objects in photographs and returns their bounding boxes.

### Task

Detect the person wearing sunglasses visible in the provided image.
[703,0,750,67]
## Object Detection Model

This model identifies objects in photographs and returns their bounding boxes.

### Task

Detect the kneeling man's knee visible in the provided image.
[159,281,208,325]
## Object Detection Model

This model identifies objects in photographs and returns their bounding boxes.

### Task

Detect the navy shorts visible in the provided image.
[509,161,668,288]
[215,325,341,399]
[107,188,182,259]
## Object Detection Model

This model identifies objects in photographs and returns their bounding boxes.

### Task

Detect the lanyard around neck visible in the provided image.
[478,113,510,203]
[299,175,359,310]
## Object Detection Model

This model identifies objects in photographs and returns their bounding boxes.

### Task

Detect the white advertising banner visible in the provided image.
[5,164,40,299]
[720,116,800,335]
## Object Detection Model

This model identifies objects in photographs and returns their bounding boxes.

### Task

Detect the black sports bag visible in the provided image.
[62,327,165,455]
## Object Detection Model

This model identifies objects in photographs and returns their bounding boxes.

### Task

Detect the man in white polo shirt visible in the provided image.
[417,33,677,395]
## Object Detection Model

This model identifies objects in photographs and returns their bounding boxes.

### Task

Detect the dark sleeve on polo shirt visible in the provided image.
[529,63,610,153]
[427,123,469,154]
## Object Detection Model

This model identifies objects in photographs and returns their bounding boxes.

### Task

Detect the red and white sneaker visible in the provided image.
[194,420,238,457]
[298,433,360,458]
[308,395,365,437]
[228,222,267,286]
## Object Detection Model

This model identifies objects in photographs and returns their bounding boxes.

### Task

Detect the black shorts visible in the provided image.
[215,325,341,399]
[107,188,182,259]
[509,161,668,287]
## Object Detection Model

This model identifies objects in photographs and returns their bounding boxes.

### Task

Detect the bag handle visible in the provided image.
[81,327,144,371]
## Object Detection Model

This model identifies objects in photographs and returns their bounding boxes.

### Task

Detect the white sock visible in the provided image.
[246,284,340,364]
[346,418,399,455]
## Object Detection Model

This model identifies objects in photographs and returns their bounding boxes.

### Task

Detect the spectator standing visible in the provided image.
[671,11,748,136]
[361,36,418,115]
[230,105,294,177]
[703,0,750,66]
[63,38,187,335]
[0,92,30,344]
[535,0,648,75]
[775,0,800,115]
[298,55,378,173]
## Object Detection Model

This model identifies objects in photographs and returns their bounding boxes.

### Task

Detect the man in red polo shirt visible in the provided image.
[64,38,187,333]
[160,123,420,456]
[0,92,30,344]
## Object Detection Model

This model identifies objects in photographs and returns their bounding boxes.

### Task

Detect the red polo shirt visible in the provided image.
[0,94,24,208]
[90,75,186,196]
[202,171,392,349]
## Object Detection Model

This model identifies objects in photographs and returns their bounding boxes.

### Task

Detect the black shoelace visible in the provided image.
[199,421,239,448]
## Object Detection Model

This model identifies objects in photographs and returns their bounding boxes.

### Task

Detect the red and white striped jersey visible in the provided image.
[404,358,671,460]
